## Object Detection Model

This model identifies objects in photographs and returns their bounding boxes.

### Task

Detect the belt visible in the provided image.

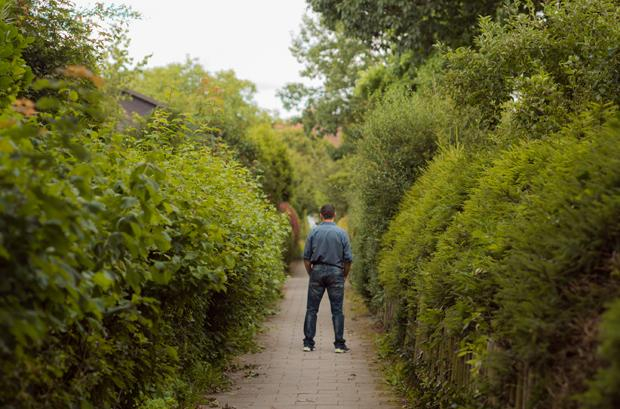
[312,262,343,269]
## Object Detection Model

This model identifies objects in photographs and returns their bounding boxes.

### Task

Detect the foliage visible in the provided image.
[8,0,142,126]
[0,3,33,109]
[278,14,377,136]
[349,85,454,303]
[379,107,620,409]
[129,59,302,215]
[352,0,620,303]
[11,0,138,79]
[131,59,304,264]
[274,123,332,216]
[246,123,294,204]
[378,146,487,329]
[308,0,506,62]
[129,58,259,155]
[442,0,620,131]
[0,15,288,409]
[322,155,354,217]
[344,0,620,408]
[580,297,620,409]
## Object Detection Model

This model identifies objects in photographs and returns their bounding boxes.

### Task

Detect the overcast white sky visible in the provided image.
[74,0,312,116]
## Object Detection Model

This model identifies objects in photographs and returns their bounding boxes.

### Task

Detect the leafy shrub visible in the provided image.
[379,107,620,408]
[0,32,287,407]
[378,146,488,339]
[580,297,620,409]
[443,0,620,132]
[0,11,33,109]
[349,85,455,304]
[12,0,137,80]
[368,3,620,406]
[130,61,302,226]
[246,123,294,205]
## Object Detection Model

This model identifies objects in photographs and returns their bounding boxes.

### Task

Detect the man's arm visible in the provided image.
[343,261,352,280]
[303,230,314,275]
[341,230,353,280]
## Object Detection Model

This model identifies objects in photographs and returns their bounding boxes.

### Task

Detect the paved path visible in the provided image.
[206,261,400,409]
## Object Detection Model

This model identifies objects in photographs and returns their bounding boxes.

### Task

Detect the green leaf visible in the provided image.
[92,272,114,290]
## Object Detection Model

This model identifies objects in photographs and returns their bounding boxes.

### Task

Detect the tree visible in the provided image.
[11,0,137,79]
[308,0,506,63]
[129,58,258,136]
[277,14,378,136]
[129,58,264,165]
[246,123,295,205]
[274,123,333,215]
[0,0,32,109]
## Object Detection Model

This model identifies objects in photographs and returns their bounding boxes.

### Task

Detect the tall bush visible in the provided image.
[443,0,620,132]
[378,146,488,338]
[12,0,137,80]
[0,8,33,109]
[0,18,288,407]
[371,1,620,407]
[379,107,620,408]
[246,123,295,205]
[350,85,456,304]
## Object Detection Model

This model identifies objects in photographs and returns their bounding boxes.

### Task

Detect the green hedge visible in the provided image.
[350,87,448,304]
[368,1,620,407]
[443,0,620,132]
[0,22,288,408]
[379,107,620,408]
[378,146,488,340]
[247,123,295,205]
[0,16,32,108]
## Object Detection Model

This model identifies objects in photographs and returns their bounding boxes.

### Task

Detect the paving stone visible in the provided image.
[207,261,400,409]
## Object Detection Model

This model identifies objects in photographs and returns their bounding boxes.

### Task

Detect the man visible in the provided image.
[302,204,353,353]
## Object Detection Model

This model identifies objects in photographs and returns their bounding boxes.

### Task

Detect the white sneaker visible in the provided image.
[334,345,350,353]
[303,346,315,352]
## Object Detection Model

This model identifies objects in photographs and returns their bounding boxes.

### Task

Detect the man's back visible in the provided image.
[303,222,353,269]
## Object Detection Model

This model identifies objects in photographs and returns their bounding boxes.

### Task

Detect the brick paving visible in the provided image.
[206,261,401,409]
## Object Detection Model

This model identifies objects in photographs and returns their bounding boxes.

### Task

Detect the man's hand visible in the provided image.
[343,262,351,280]
[304,259,312,275]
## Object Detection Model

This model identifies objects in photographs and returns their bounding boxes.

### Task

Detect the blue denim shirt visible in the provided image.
[303,222,353,269]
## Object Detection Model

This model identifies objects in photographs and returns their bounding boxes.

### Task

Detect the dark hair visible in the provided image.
[320,204,335,219]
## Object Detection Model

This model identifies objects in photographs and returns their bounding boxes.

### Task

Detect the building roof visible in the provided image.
[120,89,165,117]
[121,89,165,108]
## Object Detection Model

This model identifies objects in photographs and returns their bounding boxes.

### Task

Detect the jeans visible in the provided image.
[303,264,346,348]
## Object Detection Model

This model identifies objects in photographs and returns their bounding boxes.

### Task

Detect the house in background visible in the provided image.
[120,89,164,117]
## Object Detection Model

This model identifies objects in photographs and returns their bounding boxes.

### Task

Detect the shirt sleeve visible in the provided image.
[341,231,353,263]
[303,230,314,260]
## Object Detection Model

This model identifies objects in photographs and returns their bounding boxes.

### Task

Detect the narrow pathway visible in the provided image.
[207,261,400,409]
